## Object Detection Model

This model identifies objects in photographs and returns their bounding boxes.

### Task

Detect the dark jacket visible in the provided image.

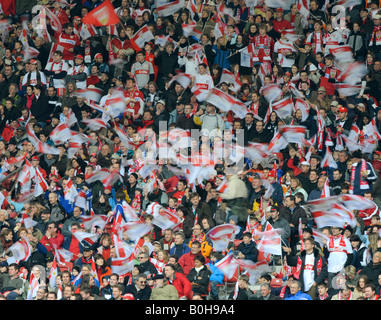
[124,283,152,300]
[186,265,211,294]
[359,261,381,285]
[286,248,328,292]
[279,204,308,227]
[139,260,158,276]
[30,94,51,122]
[236,240,259,263]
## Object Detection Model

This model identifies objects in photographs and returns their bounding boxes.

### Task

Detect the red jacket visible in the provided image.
[178,251,209,276]
[40,231,65,253]
[169,272,193,300]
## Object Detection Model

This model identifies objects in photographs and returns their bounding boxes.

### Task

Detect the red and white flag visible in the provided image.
[156,0,185,17]
[206,224,240,252]
[294,98,310,122]
[279,125,306,144]
[7,237,32,263]
[26,272,39,300]
[182,22,202,40]
[82,118,108,131]
[259,83,283,103]
[321,177,330,198]
[72,230,100,245]
[131,25,154,48]
[321,147,338,169]
[168,72,193,89]
[152,207,182,230]
[75,87,103,103]
[82,0,120,26]
[55,247,74,263]
[119,221,153,242]
[34,167,49,197]
[80,23,97,40]
[268,131,288,153]
[64,177,78,203]
[75,190,87,210]
[49,123,73,145]
[271,96,294,119]
[205,88,249,118]
[329,45,354,63]
[49,257,58,288]
[47,43,65,63]
[218,68,242,93]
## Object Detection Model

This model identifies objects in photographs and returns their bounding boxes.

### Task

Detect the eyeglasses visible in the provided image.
[139,281,147,284]
[138,257,145,259]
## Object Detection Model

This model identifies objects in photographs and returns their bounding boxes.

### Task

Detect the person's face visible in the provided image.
[331,227,341,236]
[64,287,73,298]
[190,196,200,207]
[8,266,18,277]
[256,121,264,132]
[138,254,148,263]
[164,266,174,278]
[190,243,200,255]
[62,273,71,284]
[374,61,381,71]
[109,275,118,286]
[137,277,147,289]
[112,287,121,299]
[238,279,248,289]
[309,171,318,182]
[317,285,328,296]
[174,234,184,245]
[372,252,381,265]
[245,114,253,124]
[261,285,271,297]
[289,283,299,295]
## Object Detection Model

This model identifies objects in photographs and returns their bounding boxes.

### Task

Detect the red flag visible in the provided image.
[82,0,120,26]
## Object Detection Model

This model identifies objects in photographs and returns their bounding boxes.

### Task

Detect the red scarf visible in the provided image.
[319,292,329,300]
[293,254,322,280]
[338,290,352,300]
[370,25,381,46]
[191,233,205,244]
[328,235,347,252]
[131,194,141,213]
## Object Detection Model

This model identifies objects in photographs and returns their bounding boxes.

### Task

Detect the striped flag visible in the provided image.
[206,224,240,252]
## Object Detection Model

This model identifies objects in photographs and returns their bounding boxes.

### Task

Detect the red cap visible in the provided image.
[31,156,40,161]
[268,171,277,178]
[75,54,84,60]
[30,59,38,65]
[122,293,135,300]
[94,53,103,59]
[275,8,284,12]
[338,107,348,113]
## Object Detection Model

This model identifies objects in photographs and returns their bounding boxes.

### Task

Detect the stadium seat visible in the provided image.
[57,261,73,272]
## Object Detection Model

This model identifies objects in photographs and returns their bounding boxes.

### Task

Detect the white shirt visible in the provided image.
[303,252,315,291]
[327,236,353,273]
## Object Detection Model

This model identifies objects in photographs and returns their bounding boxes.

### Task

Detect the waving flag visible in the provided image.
[132,25,154,48]
[49,123,73,145]
[206,224,241,252]
[113,234,134,259]
[329,45,354,63]
[256,222,282,256]
[26,273,39,300]
[168,72,193,89]
[321,147,338,169]
[321,177,330,198]
[215,252,238,279]
[205,88,249,118]
[119,221,153,242]
[182,22,202,40]
[259,83,282,103]
[75,87,103,103]
[271,97,294,119]
[294,98,310,122]
[279,125,306,144]
[72,230,100,245]
[156,0,185,17]
[55,247,74,263]
[64,177,78,203]
[152,207,182,230]
[7,237,32,263]
[82,0,120,26]
[49,257,58,288]
[218,68,242,93]
[82,118,108,131]
[34,167,49,197]
[268,131,288,153]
